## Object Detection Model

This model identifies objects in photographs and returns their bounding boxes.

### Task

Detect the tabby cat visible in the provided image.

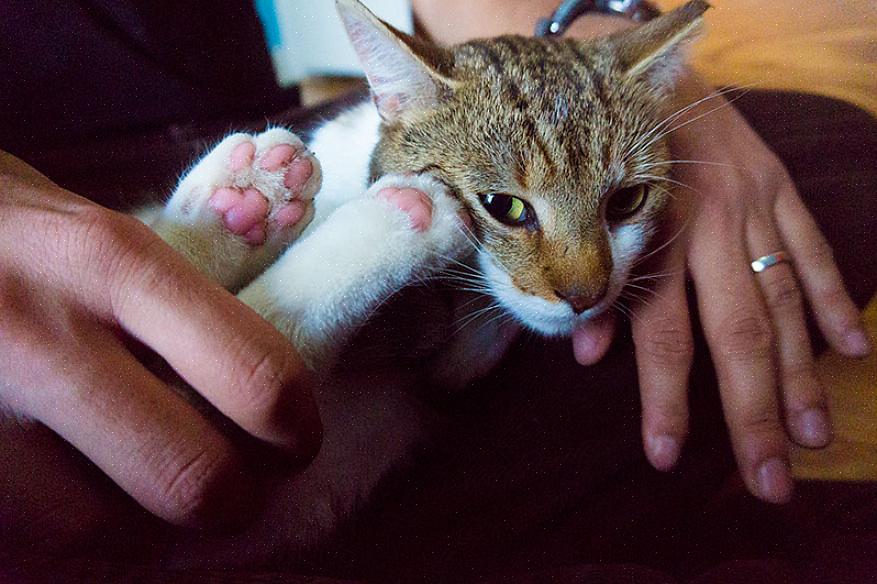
[146,0,708,566]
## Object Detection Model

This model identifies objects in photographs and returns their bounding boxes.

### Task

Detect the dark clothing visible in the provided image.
[1,4,876,583]
[0,0,289,154]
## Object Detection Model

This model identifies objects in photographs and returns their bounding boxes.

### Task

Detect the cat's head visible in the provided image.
[337,0,708,336]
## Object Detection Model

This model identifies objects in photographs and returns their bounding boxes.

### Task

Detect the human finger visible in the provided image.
[631,246,692,471]
[747,218,831,449]
[688,212,792,504]
[0,323,258,527]
[774,184,872,357]
[58,210,321,454]
[572,311,617,366]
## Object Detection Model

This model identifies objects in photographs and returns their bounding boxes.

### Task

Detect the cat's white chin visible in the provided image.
[478,252,617,337]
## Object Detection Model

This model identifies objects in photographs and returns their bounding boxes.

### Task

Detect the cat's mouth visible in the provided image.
[478,253,623,337]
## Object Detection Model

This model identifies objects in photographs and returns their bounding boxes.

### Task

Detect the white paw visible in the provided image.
[367,173,471,267]
[169,128,321,249]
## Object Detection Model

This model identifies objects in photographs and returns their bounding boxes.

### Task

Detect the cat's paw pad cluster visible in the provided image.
[176,129,321,247]
[368,173,471,259]
[376,187,434,232]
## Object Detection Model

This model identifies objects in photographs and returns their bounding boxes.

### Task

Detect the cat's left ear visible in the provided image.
[608,0,710,94]
[336,0,456,123]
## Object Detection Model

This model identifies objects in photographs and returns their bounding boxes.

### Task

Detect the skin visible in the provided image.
[412,0,872,504]
[0,152,321,552]
[0,0,870,557]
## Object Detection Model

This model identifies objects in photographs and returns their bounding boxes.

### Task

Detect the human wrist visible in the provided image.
[413,0,634,44]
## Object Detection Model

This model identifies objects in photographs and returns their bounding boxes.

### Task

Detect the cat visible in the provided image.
[144,0,709,568]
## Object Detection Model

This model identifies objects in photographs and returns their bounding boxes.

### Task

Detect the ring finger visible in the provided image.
[746,217,831,449]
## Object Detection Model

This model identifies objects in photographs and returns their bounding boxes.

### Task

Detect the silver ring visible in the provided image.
[751,251,792,273]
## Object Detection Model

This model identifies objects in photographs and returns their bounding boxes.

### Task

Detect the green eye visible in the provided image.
[479,193,532,226]
[606,184,648,221]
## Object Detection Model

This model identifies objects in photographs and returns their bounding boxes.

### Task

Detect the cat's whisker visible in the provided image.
[641,87,753,151]
[452,302,505,336]
[621,289,655,312]
[643,85,753,146]
[634,176,700,200]
[624,282,669,306]
[612,299,640,324]
[435,270,488,288]
[625,86,750,162]
[454,293,495,312]
[475,310,517,338]
[628,269,684,283]
[638,159,747,173]
[630,210,692,269]
[454,221,488,256]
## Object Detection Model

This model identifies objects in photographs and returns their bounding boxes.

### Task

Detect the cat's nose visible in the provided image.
[554,287,606,315]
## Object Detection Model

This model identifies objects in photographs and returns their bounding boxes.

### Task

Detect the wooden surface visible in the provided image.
[792,299,877,481]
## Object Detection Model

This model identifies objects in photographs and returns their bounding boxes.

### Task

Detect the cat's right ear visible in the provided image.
[336,0,456,123]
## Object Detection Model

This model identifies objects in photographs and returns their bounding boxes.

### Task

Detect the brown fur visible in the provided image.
[365,1,709,307]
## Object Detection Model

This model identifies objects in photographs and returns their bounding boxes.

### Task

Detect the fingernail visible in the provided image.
[756,458,793,504]
[648,434,680,471]
[845,329,873,357]
[798,408,831,448]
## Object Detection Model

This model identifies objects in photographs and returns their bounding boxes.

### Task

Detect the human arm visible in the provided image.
[412,0,871,503]
[0,150,321,531]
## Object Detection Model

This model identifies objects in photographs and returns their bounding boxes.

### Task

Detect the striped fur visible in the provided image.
[357,0,708,333]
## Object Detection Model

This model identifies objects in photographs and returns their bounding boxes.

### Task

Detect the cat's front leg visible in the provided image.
[238,173,470,369]
[148,129,321,290]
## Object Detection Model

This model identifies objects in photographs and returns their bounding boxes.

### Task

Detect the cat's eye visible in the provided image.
[606,184,649,221]
[479,193,533,227]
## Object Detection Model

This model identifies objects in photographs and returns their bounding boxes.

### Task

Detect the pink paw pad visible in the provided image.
[378,188,433,232]
[284,158,313,193]
[229,142,256,172]
[209,187,270,246]
[260,144,297,171]
[274,200,307,228]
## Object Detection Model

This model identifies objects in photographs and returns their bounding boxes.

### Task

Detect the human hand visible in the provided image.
[621,76,870,503]
[0,151,321,530]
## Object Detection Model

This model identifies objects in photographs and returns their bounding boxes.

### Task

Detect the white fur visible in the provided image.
[478,222,648,337]
[151,129,320,290]
[135,0,686,564]
[148,119,474,559]
[238,171,468,368]
[306,101,380,228]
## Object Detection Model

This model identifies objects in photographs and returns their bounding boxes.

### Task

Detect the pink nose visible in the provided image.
[554,288,605,314]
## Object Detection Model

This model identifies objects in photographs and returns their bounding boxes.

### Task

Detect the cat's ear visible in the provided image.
[336,0,455,122]
[609,0,710,93]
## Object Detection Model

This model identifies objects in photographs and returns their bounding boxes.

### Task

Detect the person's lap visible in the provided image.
[2,90,875,584]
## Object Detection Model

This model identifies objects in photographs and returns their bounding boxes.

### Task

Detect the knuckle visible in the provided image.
[737,409,784,439]
[235,346,292,423]
[701,199,744,228]
[640,319,694,367]
[781,362,822,401]
[61,207,154,277]
[761,273,803,312]
[646,397,689,434]
[157,447,231,524]
[716,312,774,361]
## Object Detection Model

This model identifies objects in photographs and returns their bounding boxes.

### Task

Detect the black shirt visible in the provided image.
[0,0,287,154]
